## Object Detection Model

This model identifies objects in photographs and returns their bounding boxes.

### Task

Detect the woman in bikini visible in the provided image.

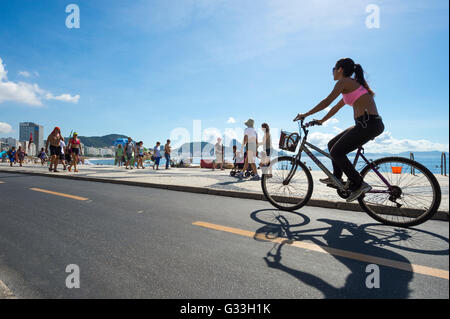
[67,132,82,172]
[294,58,385,202]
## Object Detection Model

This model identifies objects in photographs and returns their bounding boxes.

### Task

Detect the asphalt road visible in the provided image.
[0,172,448,299]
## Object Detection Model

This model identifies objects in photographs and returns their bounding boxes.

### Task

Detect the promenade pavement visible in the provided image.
[0,162,448,217]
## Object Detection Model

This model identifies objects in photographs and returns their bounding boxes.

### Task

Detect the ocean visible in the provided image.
[87,152,449,175]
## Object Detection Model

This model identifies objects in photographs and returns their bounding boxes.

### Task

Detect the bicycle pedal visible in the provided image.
[326,183,339,189]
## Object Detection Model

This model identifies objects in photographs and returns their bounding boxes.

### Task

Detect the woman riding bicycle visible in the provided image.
[294,58,385,202]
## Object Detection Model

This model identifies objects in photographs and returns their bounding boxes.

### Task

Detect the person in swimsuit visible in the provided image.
[294,58,385,202]
[45,127,63,172]
[67,132,82,172]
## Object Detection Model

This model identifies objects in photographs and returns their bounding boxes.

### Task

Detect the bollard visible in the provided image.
[441,152,447,176]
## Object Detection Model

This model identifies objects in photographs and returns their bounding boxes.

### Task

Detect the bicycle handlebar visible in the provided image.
[295,118,322,128]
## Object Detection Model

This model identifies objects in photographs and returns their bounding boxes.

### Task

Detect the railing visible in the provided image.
[441,152,447,176]
[410,152,415,175]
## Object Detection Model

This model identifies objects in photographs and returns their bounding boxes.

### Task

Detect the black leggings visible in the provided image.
[328,114,384,189]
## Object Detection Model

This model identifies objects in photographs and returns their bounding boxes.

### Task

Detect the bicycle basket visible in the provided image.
[279,130,300,152]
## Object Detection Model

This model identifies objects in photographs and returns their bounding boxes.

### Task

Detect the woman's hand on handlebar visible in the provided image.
[305,119,323,127]
[293,113,307,121]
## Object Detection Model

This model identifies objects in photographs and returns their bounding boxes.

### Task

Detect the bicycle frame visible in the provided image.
[284,121,394,194]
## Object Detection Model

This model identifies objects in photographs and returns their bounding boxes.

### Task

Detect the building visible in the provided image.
[0,137,20,149]
[19,122,43,155]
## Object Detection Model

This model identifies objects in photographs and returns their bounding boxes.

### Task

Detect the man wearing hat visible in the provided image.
[237,118,260,180]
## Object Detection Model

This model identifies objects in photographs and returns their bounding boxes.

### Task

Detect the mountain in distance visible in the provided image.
[174,140,243,157]
[67,134,128,148]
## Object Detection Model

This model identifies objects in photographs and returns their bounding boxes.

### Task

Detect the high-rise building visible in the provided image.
[19,122,43,154]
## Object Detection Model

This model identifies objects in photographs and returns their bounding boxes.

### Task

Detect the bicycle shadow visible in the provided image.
[251,209,420,298]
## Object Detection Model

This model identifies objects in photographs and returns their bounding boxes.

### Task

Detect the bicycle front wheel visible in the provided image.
[358,157,441,227]
[261,156,313,211]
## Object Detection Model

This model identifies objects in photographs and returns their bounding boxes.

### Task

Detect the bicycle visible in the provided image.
[261,118,442,227]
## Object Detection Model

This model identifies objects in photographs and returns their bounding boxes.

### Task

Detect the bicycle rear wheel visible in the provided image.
[358,157,441,227]
[261,156,313,211]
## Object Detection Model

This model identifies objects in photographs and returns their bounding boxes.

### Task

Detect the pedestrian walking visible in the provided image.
[116,144,124,167]
[59,138,67,170]
[213,137,224,171]
[38,148,47,166]
[259,123,272,167]
[136,141,145,169]
[7,147,17,167]
[67,132,82,172]
[237,118,260,180]
[45,127,63,172]
[153,142,161,170]
[17,146,26,167]
[164,140,171,169]
[124,137,135,170]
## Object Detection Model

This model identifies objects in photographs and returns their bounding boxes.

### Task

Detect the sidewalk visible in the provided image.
[0,162,448,220]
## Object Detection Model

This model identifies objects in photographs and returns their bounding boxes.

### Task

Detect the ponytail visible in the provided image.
[354,64,374,96]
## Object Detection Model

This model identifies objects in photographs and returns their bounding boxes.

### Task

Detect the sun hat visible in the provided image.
[244,118,254,128]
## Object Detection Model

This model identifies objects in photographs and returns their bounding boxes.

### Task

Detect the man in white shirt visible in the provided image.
[237,118,260,180]
[59,138,67,170]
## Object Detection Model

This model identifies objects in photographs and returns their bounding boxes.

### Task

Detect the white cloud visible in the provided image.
[301,128,449,153]
[0,57,79,106]
[0,59,7,81]
[18,71,31,78]
[322,118,339,126]
[0,81,43,106]
[226,117,236,124]
[0,122,12,134]
[365,131,449,153]
[45,93,80,103]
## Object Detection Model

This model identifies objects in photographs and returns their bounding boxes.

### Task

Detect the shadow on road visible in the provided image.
[250,209,447,298]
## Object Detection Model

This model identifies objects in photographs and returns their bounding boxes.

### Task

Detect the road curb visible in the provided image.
[1,169,448,222]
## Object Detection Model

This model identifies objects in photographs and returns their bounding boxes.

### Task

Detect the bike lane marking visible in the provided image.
[29,187,89,201]
[192,221,449,280]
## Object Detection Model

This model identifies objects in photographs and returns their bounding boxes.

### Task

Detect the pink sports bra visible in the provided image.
[70,138,80,145]
[342,85,368,106]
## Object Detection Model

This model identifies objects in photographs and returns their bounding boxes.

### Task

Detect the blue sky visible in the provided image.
[0,0,448,153]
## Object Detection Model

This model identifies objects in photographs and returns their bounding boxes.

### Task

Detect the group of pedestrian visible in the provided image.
[228,118,272,181]
[45,127,82,173]
[5,146,27,167]
[152,139,171,170]
[115,138,172,171]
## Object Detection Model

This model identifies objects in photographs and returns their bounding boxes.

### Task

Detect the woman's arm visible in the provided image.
[319,99,346,124]
[294,80,345,120]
